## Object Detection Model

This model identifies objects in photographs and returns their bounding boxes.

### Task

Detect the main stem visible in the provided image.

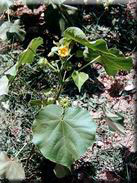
[54,84,63,104]
[54,55,100,103]
[54,68,66,104]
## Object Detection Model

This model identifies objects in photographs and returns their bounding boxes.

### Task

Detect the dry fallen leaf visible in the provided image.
[0,152,25,181]
[0,76,9,96]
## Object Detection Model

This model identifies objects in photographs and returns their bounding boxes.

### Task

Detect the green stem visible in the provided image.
[65,55,101,82]
[54,84,63,104]
[78,55,101,72]
[47,62,57,72]
[63,71,67,82]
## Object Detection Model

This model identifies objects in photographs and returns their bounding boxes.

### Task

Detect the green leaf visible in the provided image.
[17,37,43,68]
[32,104,96,168]
[108,48,124,57]
[99,53,133,76]
[64,26,87,44]
[0,0,14,13]
[0,76,9,96]
[0,20,26,41]
[64,27,108,53]
[63,27,133,76]
[72,71,89,92]
[54,164,70,178]
[89,39,108,52]
[83,47,100,62]
[105,110,125,135]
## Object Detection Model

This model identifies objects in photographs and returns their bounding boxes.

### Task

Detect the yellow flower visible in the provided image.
[58,46,69,58]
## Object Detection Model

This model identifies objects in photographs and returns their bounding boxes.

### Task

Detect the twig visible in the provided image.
[15,142,28,158]
[25,145,35,169]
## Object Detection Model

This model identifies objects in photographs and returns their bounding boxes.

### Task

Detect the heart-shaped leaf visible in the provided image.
[0,76,9,96]
[72,71,89,92]
[32,104,96,168]
[0,152,25,181]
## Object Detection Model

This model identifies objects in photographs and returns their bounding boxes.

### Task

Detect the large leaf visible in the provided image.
[32,104,96,168]
[63,27,133,76]
[0,76,9,96]
[83,47,101,62]
[108,48,124,56]
[17,37,43,68]
[99,52,133,76]
[0,20,26,41]
[0,152,25,181]
[72,71,89,92]
[64,27,87,44]
[83,47,133,76]
[0,0,14,13]
[64,27,108,53]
